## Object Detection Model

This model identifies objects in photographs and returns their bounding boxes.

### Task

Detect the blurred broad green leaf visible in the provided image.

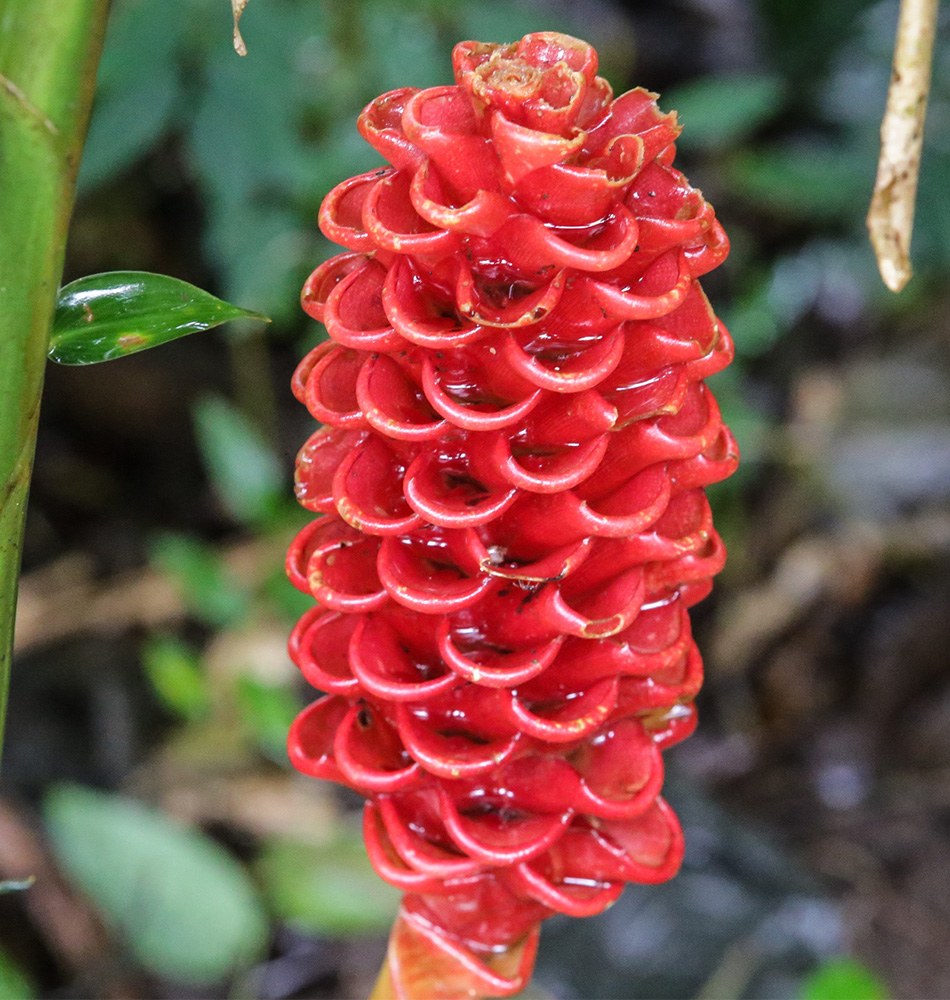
[44,786,268,985]
[142,635,210,721]
[80,71,179,191]
[150,533,250,627]
[236,675,301,762]
[256,835,401,935]
[802,957,888,1000]
[78,0,184,190]
[193,394,283,526]
[666,74,785,151]
[50,271,267,365]
[0,945,35,1000]
[724,143,871,221]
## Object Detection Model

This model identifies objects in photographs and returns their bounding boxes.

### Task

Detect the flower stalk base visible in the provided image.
[370,907,537,1000]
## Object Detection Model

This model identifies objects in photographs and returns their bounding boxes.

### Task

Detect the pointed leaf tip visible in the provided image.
[49,271,269,366]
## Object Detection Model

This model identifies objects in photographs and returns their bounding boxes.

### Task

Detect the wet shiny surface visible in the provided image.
[287,30,736,994]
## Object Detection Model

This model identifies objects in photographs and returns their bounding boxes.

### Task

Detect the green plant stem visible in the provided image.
[0,0,110,765]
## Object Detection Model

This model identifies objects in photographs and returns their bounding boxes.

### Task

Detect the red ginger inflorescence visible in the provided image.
[287,31,736,999]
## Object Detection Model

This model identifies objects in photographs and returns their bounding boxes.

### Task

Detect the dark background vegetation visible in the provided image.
[2,0,950,996]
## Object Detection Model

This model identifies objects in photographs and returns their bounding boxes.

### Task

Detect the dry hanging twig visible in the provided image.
[231,0,250,56]
[867,0,939,292]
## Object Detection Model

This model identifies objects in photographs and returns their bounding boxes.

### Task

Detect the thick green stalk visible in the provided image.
[0,0,110,764]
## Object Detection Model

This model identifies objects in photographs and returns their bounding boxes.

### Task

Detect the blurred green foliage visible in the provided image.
[78,0,950,503]
[0,947,35,1000]
[142,634,211,721]
[193,394,285,527]
[79,0,596,325]
[236,673,302,760]
[672,0,950,509]
[802,957,889,1000]
[44,785,269,985]
[150,532,251,627]
[256,834,402,934]
[665,74,785,153]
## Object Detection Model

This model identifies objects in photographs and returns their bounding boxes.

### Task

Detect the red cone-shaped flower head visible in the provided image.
[288,31,736,999]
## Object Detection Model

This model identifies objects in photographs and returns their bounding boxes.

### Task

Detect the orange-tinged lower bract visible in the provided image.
[287,31,737,998]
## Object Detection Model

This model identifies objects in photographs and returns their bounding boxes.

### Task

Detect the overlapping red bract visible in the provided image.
[287,32,736,997]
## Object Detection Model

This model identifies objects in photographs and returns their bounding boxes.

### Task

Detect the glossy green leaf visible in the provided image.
[44,785,268,984]
[0,945,35,1000]
[193,395,283,527]
[49,271,268,365]
[256,834,401,935]
[802,957,888,1000]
